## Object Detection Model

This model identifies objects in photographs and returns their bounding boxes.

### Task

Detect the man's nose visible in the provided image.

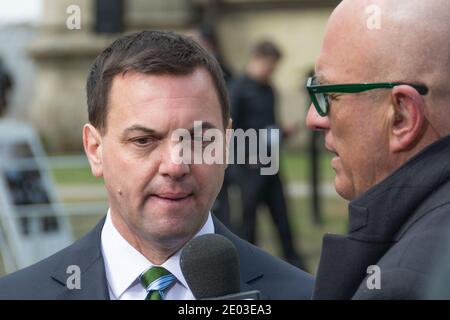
[158,144,190,180]
[306,103,330,131]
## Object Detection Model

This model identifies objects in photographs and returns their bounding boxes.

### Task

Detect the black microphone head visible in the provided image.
[180,233,240,299]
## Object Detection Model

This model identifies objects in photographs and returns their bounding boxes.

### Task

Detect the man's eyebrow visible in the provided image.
[187,121,218,134]
[314,73,329,84]
[121,125,160,138]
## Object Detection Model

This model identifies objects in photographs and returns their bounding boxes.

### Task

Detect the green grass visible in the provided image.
[256,196,348,274]
[51,167,103,185]
[281,150,335,182]
[69,214,106,239]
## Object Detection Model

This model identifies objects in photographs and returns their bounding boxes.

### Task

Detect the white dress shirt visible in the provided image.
[101,210,215,300]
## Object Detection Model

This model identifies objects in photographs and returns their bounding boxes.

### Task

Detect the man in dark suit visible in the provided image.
[230,41,304,269]
[0,30,313,300]
[306,0,450,299]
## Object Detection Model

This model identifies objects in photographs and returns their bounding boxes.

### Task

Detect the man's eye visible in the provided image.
[192,135,214,147]
[192,135,213,142]
[202,135,215,142]
[203,136,215,146]
[132,137,154,146]
[327,94,339,102]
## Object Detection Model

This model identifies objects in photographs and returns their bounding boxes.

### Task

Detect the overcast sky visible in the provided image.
[0,0,42,26]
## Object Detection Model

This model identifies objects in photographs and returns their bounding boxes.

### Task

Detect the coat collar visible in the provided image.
[348,134,450,242]
[314,135,450,299]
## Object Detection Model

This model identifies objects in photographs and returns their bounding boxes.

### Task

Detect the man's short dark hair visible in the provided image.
[251,40,282,61]
[86,30,230,132]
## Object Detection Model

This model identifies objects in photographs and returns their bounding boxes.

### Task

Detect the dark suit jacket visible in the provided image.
[0,216,313,299]
[313,135,450,300]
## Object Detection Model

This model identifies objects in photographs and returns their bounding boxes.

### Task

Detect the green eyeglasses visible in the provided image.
[306,76,429,117]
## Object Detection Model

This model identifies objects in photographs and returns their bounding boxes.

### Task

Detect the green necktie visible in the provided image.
[140,266,176,300]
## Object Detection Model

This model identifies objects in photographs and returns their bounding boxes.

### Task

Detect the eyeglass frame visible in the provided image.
[306,76,429,117]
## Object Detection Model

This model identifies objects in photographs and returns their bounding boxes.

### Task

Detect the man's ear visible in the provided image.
[389,86,426,153]
[83,124,103,177]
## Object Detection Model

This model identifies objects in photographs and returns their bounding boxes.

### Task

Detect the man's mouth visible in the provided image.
[325,143,339,157]
[324,141,340,170]
[151,192,193,201]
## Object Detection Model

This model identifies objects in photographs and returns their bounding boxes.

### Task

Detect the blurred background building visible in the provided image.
[17,0,339,152]
[0,0,347,276]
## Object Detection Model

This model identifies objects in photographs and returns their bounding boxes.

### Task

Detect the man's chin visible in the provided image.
[139,208,206,236]
[142,220,201,245]
[334,175,356,201]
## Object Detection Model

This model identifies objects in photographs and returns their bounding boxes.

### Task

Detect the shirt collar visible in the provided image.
[101,210,214,299]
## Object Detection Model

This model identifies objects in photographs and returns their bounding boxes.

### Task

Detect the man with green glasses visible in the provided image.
[307,0,450,299]
[307,78,429,117]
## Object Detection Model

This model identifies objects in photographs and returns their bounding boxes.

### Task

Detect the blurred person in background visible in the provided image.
[230,40,304,269]
[0,57,13,117]
[188,27,233,84]
[307,0,450,299]
[0,30,313,300]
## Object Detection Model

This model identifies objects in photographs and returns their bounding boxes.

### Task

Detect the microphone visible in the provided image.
[180,234,260,300]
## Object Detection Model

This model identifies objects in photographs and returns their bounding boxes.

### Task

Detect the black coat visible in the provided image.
[313,135,450,299]
[0,216,313,300]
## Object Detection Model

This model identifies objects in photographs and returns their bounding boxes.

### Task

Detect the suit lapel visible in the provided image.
[313,203,394,299]
[50,217,110,299]
[313,234,391,300]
